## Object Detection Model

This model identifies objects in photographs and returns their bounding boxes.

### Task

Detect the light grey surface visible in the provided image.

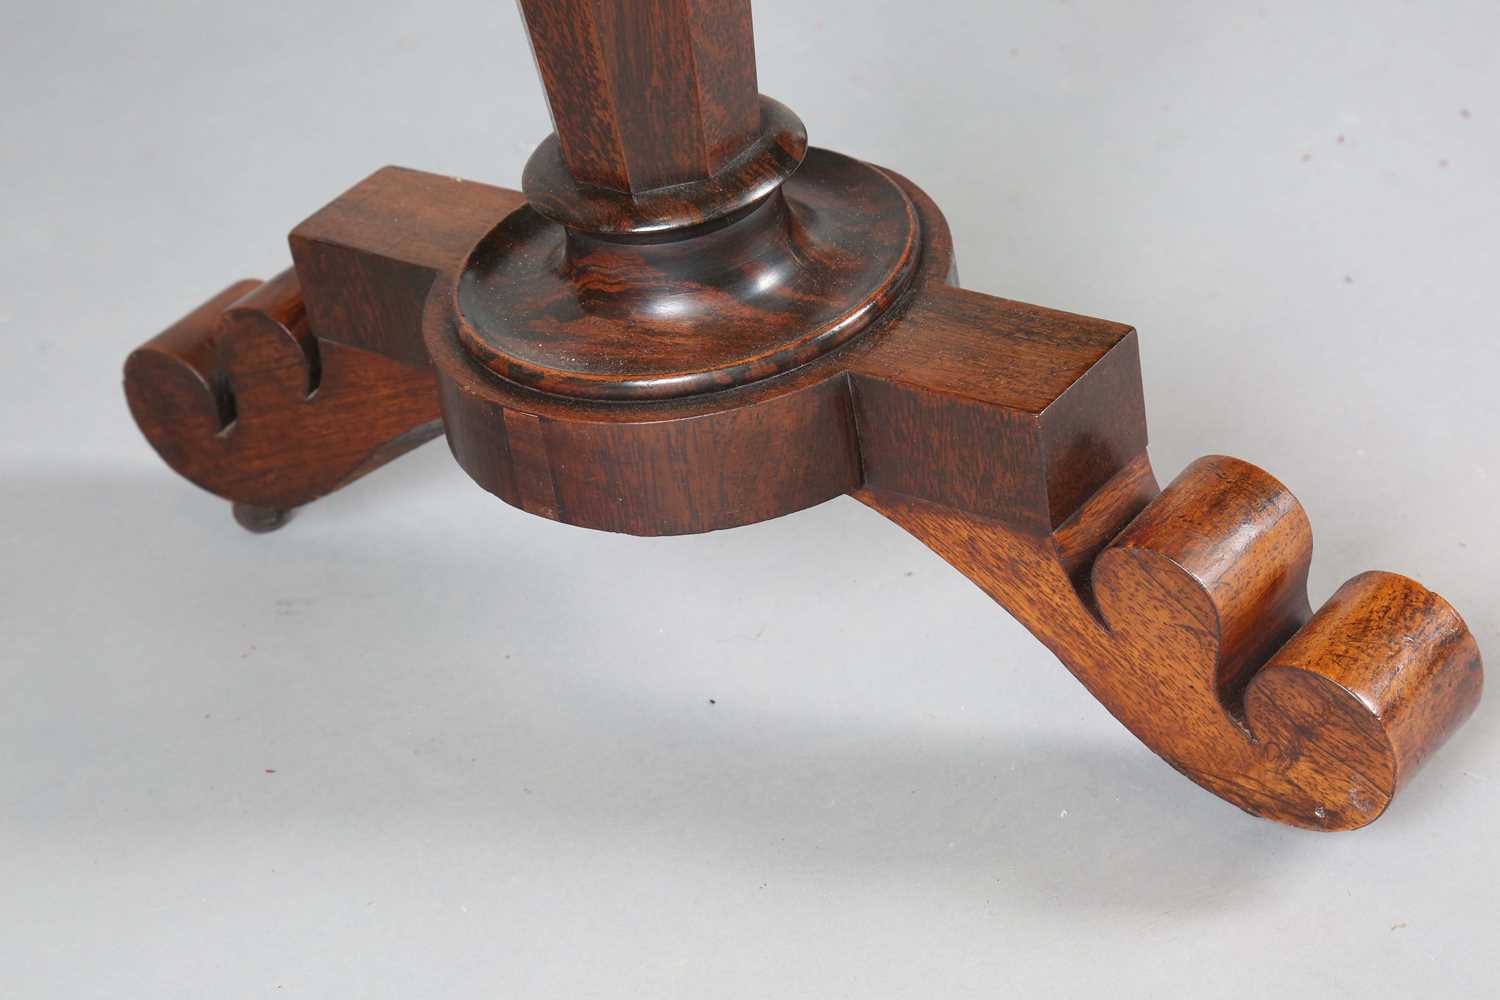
[2,1,1497,996]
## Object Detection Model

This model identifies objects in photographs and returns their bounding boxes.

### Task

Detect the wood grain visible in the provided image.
[459,150,919,400]
[290,166,528,366]
[119,0,1482,830]
[862,456,1482,830]
[124,269,442,515]
[518,0,760,193]
[517,0,805,237]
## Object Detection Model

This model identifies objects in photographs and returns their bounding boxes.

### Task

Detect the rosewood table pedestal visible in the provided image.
[123,0,1482,831]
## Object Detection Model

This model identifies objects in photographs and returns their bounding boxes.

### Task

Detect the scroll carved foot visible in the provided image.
[123,268,443,517]
[861,454,1483,830]
[116,0,1482,834]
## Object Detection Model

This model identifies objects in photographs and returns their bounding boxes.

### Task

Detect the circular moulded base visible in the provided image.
[425,161,954,536]
[455,149,921,402]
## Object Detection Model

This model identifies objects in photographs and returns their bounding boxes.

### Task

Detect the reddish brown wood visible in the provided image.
[124,169,531,524]
[517,0,767,193]
[428,167,951,534]
[459,150,919,400]
[848,286,1147,533]
[519,0,804,236]
[521,97,807,236]
[861,457,1482,830]
[119,1,1483,830]
[124,269,443,516]
[290,167,527,366]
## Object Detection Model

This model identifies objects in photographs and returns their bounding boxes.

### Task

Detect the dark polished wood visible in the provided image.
[289,167,527,366]
[430,166,951,534]
[124,268,443,512]
[521,96,806,236]
[120,0,1482,831]
[519,0,760,195]
[862,457,1481,830]
[458,150,920,400]
[516,0,801,236]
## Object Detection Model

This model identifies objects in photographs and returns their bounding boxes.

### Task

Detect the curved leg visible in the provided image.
[122,169,528,524]
[860,453,1482,830]
[117,2,1483,832]
[123,268,443,518]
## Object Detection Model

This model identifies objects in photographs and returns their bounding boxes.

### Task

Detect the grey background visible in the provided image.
[3,1,1497,996]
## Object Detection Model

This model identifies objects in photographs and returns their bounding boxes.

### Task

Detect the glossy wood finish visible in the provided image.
[429,165,952,533]
[290,167,527,366]
[519,0,759,195]
[517,0,803,236]
[120,1,1483,831]
[862,456,1482,830]
[459,150,919,399]
[124,268,443,513]
[523,96,807,236]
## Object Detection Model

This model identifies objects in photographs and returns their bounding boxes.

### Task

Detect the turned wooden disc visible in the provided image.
[521,96,809,237]
[454,149,920,401]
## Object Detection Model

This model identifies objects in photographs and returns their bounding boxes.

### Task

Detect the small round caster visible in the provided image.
[232,502,294,534]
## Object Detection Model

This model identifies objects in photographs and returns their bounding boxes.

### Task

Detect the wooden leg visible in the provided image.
[119,0,1483,830]
[123,268,444,518]
[860,455,1481,831]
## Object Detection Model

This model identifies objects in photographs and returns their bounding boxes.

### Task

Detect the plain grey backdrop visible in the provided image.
[3,1,1497,996]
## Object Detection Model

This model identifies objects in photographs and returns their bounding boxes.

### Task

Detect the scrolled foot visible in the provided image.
[123,268,444,517]
[1093,456,1483,829]
[862,453,1483,831]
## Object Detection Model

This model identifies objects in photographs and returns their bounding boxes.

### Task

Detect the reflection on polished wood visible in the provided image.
[123,0,1482,831]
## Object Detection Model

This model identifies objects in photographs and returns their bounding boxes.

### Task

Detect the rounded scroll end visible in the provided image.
[1091,455,1483,831]
[123,279,263,476]
[1248,571,1483,830]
